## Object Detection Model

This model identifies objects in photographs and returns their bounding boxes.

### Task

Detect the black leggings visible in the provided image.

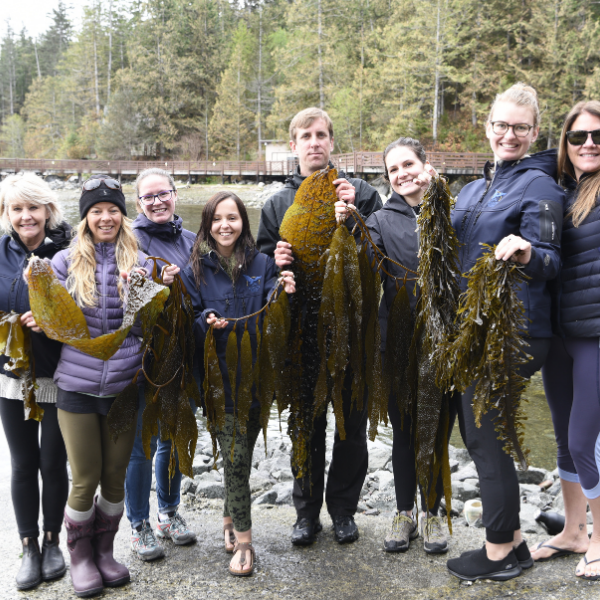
[457,337,551,544]
[388,386,456,515]
[0,398,68,539]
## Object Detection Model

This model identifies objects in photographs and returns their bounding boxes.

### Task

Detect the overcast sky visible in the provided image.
[2,0,86,39]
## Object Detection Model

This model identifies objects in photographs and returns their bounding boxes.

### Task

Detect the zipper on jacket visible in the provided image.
[464,169,498,258]
[99,245,109,394]
[541,202,554,241]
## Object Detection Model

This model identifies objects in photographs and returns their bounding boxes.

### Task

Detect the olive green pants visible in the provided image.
[58,409,137,512]
[217,408,262,533]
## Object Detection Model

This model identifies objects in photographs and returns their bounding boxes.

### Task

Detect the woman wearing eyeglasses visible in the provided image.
[124,168,198,562]
[45,175,151,596]
[530,101,600,580]
[445,84,564,582]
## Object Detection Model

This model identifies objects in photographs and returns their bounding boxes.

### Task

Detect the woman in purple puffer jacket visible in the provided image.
[46,175,150,597]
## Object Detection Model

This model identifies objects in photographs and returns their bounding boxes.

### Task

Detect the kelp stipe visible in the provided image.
[444,244,532,469]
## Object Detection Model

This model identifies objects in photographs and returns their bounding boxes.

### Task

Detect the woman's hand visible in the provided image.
[206,313,228,329]
[495,234,532,265]
[334,199,356,223]
[280,270,296,294]
[411,161,438,191]
[161,265,180,286]
[20,311,41,333]
[274,241,294,268]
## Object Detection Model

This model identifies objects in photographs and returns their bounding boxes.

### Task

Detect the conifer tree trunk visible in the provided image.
[257,2,263,160]
[432,0,442,145]
[318,0,324,109]
[107,0,113,103]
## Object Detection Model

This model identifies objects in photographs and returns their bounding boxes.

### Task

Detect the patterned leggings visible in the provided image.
[217,408,262,533]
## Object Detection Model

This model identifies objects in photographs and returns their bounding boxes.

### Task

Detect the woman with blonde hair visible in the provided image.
[0,173,71,590]
[446,84,564,581]
[531,100,600,580]
[40,174,150,596]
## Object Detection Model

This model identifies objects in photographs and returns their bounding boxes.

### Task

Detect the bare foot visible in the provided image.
[576,539,600,578]
[530,531,589,561]
[229,544,253,573]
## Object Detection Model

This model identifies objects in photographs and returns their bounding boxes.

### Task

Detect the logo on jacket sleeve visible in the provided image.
[243,275,262,291]
[487,189,506,207]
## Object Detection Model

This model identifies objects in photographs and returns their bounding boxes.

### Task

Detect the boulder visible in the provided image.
[516,466,549,485]
[451,481,479,502]
[249,473,272,494]
[448,446,470,465]
[194,479,225,499]
[452,463,478,482]
[376,471,395,493]
[272,482,294,505]
[253,489,278,505]
[463,478,480,490]
[368,446,392,473]
[181,476,197,495]
[192,455,212,476]
[519,502,545,534]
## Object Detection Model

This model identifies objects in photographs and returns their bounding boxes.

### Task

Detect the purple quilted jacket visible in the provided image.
[51,242,150,396]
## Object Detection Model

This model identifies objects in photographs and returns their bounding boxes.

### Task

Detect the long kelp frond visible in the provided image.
[0,311,42,421]
[27,257,169,361]
[446,244,532,469]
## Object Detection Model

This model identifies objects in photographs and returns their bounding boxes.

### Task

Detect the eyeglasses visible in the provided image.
[82,176,121,192]
[566,129,600,146]
[138,190,175,205]
[490,122,534,137]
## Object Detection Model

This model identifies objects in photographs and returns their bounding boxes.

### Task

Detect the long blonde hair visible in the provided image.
[67,216,140,308]
[558,100,600,227]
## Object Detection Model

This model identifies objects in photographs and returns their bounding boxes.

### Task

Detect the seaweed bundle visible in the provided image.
[445,244,532,469]
[0,311,41,421]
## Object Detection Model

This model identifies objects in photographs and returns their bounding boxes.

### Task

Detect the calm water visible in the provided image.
[56,185,557,471]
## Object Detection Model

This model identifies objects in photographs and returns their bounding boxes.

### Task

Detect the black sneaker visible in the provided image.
[514,540,534,569]
[331,515,359,544]
[447,546,522,582]
[291,518,322,546]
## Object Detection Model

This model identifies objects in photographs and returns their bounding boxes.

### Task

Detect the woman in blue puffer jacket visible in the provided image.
[531,101,600,580]
[446,84,564,582]
[167,191,295,577]
[124,168,198,561]
[47,175,151,597]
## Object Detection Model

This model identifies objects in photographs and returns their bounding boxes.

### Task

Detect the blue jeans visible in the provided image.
[125,384,198,528]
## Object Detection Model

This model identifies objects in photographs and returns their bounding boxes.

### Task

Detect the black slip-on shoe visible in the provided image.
[447,546,522,582]
[291,518,322,546]
[331,515,359,544]
[16,538,42,590]
[41,534,67,580]
[514,540,534,569]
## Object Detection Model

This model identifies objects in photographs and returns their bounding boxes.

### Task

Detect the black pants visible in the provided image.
[0,398,68,539]
[457,337,551,544]
[292,373,369,520]
[388,388,457,515]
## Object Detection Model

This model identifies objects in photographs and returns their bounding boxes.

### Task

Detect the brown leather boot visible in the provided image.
[92,500,130,588]
[64,510,103,598]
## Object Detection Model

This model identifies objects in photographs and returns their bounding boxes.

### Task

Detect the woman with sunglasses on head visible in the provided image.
[167,192,295,577]
[445,84,564,582]
[0,173,72,591]
[37,174,152,597]
[335,138,455,556]
[530,102,600,581]
[124,168,198,563]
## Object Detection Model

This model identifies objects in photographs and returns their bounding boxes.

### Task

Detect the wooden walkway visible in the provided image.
[0,151,491,179]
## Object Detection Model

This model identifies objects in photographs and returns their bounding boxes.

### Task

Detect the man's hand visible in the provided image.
[206,313,228,329]
[274,241,294,268]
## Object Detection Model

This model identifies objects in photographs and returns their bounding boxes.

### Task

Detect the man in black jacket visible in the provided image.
[257,107,382,546]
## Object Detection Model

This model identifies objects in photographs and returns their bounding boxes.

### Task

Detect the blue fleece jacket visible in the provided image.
[451,149,564,338]
[180,249,280,412]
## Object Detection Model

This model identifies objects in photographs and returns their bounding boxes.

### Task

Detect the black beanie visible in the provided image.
[79,183,127,219]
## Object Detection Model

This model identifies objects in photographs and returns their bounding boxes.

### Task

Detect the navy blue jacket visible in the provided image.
[0,223,72,379]
[552,175,600,337]
[132,213,196,268]
[452,150,564,338]
[180,249,279,412]
[365,191,420,352]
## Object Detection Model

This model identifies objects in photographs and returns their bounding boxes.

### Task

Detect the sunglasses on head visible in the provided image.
[82,177,122,192]
[566,129,600,146]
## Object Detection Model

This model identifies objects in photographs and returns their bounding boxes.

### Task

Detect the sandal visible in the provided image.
[223,523,236,554]
[531,540,577,562]
[228,542,255,577]
[577,555,600,580]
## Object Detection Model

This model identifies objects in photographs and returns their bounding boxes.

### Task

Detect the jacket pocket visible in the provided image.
[539,200,561,243]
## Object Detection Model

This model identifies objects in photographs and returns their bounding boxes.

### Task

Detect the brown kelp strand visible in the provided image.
[0,311,43,422]
[27,256,170,361]
[446,244,532,469]
[110,258,199,478]
[415,175,461,384]
[204,325,226,460]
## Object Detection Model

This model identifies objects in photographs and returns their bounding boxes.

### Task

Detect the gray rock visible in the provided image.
[181,476,197,495]
[463,478,480,490]
[520,483,541,495]
[249,473,271,494]
[440,498,464,518]
[365,508,380,516]
[516,466,548,485]
[452,463,478,482]
[449,459,460,473]
[272,482,294,505]
[253,489,278,505]
[521,491,552,510]
[376,471,395,493]
[451,481,479,502]
[448,445,470,465]
[194,479,225,499]
[368,446,392,473]
[553,492,564,512]
[357,503,369,513]
[271,469,294,482]
[520,502,545,534]
[547,480,562,496]
[192,454,212,476]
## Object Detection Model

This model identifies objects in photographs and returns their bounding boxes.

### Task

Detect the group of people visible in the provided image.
[0,85,599,596]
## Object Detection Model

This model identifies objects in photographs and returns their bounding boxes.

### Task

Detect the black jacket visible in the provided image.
[452,150,564,338]
[0,223,72,379]
[256,164,383,257]
[365,192,420,352]
[552,174,600,337]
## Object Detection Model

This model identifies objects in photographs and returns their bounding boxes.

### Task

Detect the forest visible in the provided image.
[1,0,600,161]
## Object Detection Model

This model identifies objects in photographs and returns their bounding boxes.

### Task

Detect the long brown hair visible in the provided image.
[188,192,255,287]
[558,100,600,227]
